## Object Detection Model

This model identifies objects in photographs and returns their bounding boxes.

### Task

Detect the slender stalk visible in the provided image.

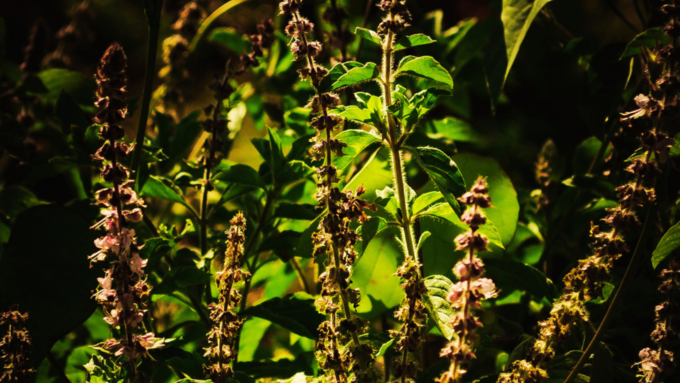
[131,0,163,183]
[562,204,654,383]
[291,257,312,294]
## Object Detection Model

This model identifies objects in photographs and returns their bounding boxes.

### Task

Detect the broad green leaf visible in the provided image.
[352,227,405,314]
[343,147,393,197]
[278,160,314,185]
[453,153,519,246]
[429,117,481,143]
[294,214,323,258]
[141,176,192,210]
[354,27,382,46]
[273,203,317,220]
[159,111,204,170]
[484,259,559,300]
[209,27,250,53]
[0,205,100,366]
[394,34,436,51]
[485,0,552,109]
[417,231,432,252]
[652,221,680,269]
[410,146,466,213]
[267,126,285,180]
[235,352,314,379]
[394,56,453,88]
[238,317,270,361]
[330,62,381,91]
[358,216,385,256]
[338,106,374,127]
[621,27,668,58]
[423,275,455,340]
[37,68,96,104]
[419,203,504,249]
[141,237,172,272]
[0,185,41,221]
[319,61,363,93]
[332,130,381,171]
[573,136,612,175]
[259,230,301,261]
[213,164,265,189]
[241,293,325,339]
[284,108,312,136]
[412,191,445,215]
[153,266,211,294]
[55,90,88,133]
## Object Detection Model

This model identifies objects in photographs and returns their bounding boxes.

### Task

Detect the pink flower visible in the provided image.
[130,252,147,276]
[472,278,497,299]
[448,282,466,306]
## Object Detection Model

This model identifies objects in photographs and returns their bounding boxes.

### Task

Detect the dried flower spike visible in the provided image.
[0,305,35,383]
[438,177,497,383]
[89,43,163,377]
[280,0,377,381]
[204,212,250,382]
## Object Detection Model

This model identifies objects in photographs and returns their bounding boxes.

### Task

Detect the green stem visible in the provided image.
[188,0,250,55]
[562,205,654,383]
[132,0,163,184]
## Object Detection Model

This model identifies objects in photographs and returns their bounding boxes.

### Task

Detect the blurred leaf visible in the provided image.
[241,293,324,339]
[160,111,203,170]
[330,62,381,91]
[412,191,445,215]
[652,221,680,269]
[352,227,404,314]
[210,27,249,53]
[454,153,519,246]
[55,90,88,133]
[485,259,559,300]
[0,204,100,366]
[284,108,312,137]
[395,56,453,88]
[214,164,265,189]
[259,230,301,261]
[332,130,381,171]
[141,237,172,272]
[418,203,503,249]
[268,127,284,182]
[423,275,455,340]
[319,61,362,93]
[274,203,317,220]
[429,117,480,143]
[343,148,393,197]
[141,176,193,211]
[621,27,668,58]
[295,213,323,258]
[394,34,436,51]
[37,68,96,104]
[573,137,611,175]
[410,146,466,213]
[485,0,552,108]
[278,160,314,185]
[154,265,211,294]
[375,338,395,358]
[238,317,270,361]
[235,352,314,379]
[0,186,41,221]
[354,27,382,46]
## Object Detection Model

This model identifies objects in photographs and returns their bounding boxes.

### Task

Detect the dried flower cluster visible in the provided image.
[534,139,557,207]
[498,3,680,381]
[635,258,679,382]
[48,0,94,68]
[378,0,411,36]
[239,19,274,70]
[89,43,163,372]
[438,177,497,383]
[204,212,250,382]
[280,0,377,381]
[0,306,35,383]
[159,1,207,112]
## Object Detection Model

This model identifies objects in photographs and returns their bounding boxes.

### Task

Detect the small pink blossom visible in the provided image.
[472,278,497,299]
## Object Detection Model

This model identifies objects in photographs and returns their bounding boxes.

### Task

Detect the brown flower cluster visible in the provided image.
[89,43,163,371]
[0,306,35,383]
[281,1,377,381]
[636,259,679,383]
[204,212,250,382]
[159,1,207,111]
[438,177,497,383]
[498,3,679,381]
[377,0,411,35]
[240,19,274,70]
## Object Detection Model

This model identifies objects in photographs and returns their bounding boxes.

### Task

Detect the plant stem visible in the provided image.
[188,0,250,54]
[562,204,654,383]
[131,0,163,183]
[291,257,312,294]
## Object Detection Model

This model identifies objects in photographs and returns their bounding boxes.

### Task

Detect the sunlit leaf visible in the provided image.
[394,56,453,88]
[652,221,680,269]
[423,275,455,340]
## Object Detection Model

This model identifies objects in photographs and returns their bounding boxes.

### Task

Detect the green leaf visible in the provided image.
[338,106,374,127]
[485,259,559,300]
[259,230,301,261]
[410,146,466,213]
[573,137,611,176]
[332,130,381,171]
[412,191,445,215]
[159,111,204,170]
[141,176,192,211]
[375,338,395,358]
[354,27,382,46]
[241,293,325,339]
[417,231,431,252]
[213,164,265,189]
[621,27,668,58]
[652,221,680,269]
[37,68,96,104]
[0,205,100,366]
[209,27,250,53]
[278,160,314,185]
[418,203,504,249]
[352,227,405,314]
[319,61,363,93]
[295,214,323,258]
[267,127,285,181]
[274,203,317,220]
[453,153,519,246]
[153,266,211,295]
[235,352,314,379]
[394,56,453,88]
[423,275,455,340]
[343,147,393,196]
[394,34,436,51]
[0,185,41,221]
[330,62,381,91]
[55,90,88,133]
[429,117,480,143]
